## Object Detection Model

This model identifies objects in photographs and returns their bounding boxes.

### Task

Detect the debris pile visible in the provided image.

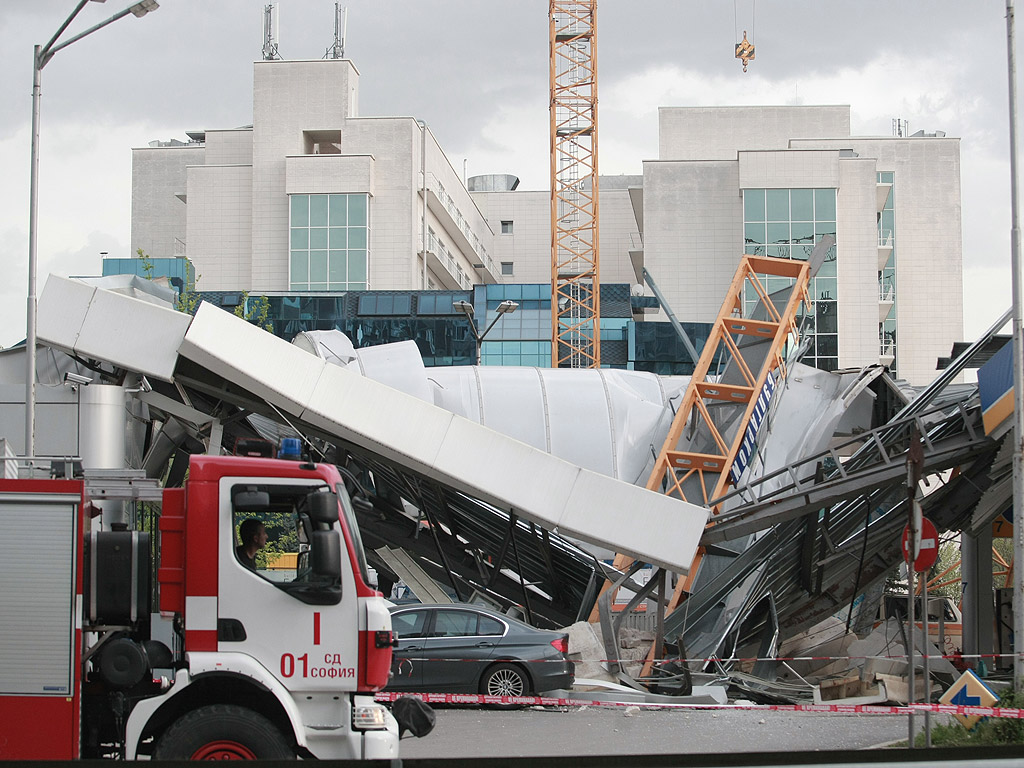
[564,621,655,686]
[775,616,955,705]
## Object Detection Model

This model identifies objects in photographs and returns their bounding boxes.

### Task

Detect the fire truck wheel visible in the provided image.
[153,704,294,760]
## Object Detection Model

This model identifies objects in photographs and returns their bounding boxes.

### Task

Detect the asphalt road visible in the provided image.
[397,705,944,760]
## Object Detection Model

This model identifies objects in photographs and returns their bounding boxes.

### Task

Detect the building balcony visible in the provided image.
[879,282,895,321]
[420,232,472,291]
[876,182,892,212]
[878,230,893,270]
[424,178,501,284]
[880,338,896,366]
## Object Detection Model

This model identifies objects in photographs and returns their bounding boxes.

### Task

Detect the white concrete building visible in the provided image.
[132,59,500,296]
[471,174,642,289]
[472,105,963,385]
[132,63,962,384]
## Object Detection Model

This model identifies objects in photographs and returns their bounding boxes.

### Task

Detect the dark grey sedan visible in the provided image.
[387,603,574,697]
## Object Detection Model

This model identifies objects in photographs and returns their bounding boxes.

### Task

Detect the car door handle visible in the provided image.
[475,642,494,648]
[403,645,421,652]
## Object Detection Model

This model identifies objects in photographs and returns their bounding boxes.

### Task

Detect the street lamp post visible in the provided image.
[25,0,159,462]
[453,299,518,365]
[1006,0,1024,693]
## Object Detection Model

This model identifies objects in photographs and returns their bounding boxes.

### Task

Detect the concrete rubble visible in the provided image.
[776,616,955,705]
[561,621,729,705]
[564,621,653,686]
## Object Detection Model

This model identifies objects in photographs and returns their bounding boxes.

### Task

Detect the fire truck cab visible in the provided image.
[0,454,416,760]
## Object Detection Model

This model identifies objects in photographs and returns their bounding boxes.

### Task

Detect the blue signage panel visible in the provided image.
[978,340,1013,435]
[730,374,775,485]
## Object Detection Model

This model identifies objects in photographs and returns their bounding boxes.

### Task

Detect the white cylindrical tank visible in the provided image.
[79,384,128,527]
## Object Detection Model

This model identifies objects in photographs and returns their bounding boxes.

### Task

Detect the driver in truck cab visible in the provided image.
[236,518,268,569]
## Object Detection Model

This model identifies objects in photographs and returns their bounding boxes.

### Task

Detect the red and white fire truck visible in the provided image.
[0,453,425,760]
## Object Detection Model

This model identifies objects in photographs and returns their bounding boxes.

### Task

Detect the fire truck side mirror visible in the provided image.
[305,490,340,525]
[311,529,342,579]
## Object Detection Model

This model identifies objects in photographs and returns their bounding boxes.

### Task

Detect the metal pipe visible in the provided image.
[1006,0,1024,693]
[922,577,931,747]
[907,566,916,747]
[420,120,428,291]
[642,267,700,365]
[26,44,42,461]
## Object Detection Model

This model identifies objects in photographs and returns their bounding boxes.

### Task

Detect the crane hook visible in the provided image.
[735,30,755,73]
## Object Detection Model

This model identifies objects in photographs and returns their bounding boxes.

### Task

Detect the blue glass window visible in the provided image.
[765,189,790,221]
[290,193,369,291]
[742,187,839,372]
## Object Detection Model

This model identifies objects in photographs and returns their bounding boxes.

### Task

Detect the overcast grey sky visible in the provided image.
[0,1,1015,350]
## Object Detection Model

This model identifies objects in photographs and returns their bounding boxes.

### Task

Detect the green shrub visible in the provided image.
[921,688,1024,747]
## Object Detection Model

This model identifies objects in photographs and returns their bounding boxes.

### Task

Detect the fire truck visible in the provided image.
[0,453,427,760]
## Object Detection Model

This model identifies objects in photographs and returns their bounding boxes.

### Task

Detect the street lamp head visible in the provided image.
[130,0,159,17]
[452,300,474,318]
[496,300,519,315]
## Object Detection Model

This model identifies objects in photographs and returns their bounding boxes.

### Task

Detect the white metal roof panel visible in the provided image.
[37,281,708,573]
[426,366,481,419]
[606,372,674,486]
[37,275,92,352]
[38,275,189,381]
[560,470,707,571]
[432,415,579,525]
[180,302,327,413]
[301,363,457,473]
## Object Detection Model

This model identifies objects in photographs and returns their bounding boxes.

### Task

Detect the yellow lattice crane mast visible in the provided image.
[590,253,815,631]
[550,0,600,368]
[645,255,809,598]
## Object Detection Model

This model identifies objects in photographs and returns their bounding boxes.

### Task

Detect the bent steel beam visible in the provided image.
[38,276,708,574]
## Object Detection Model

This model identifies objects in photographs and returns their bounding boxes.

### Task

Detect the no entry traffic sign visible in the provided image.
[902,516,938,572]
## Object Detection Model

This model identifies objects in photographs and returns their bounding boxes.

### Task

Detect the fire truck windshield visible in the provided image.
[335,482,372,587]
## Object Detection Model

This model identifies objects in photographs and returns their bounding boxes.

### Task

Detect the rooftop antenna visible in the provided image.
[325,4,347,59]
[892,117,909,137]
[262,3,281,61]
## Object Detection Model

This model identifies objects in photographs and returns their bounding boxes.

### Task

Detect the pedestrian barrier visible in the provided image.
[392,650,1017,666]
[375,690,1024,720]
[382,648,1021,718]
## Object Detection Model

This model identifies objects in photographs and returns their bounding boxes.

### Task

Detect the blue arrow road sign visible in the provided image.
[950,687,981,707]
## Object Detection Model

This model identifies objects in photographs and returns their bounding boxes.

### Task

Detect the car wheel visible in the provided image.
[480,662,529,699]
[152,703,294,760]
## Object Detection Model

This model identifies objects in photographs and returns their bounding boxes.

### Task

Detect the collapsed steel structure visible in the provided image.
[30,275,707,633]
[13,273,1014,694]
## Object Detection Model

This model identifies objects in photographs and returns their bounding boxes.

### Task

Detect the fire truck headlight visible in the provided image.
[352,703,390,730]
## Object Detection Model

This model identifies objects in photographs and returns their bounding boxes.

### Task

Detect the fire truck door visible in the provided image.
[218,478,360,692]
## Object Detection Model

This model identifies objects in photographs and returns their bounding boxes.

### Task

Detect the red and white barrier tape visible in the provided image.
[374,690,1024,720]
[395,651,1019,665]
